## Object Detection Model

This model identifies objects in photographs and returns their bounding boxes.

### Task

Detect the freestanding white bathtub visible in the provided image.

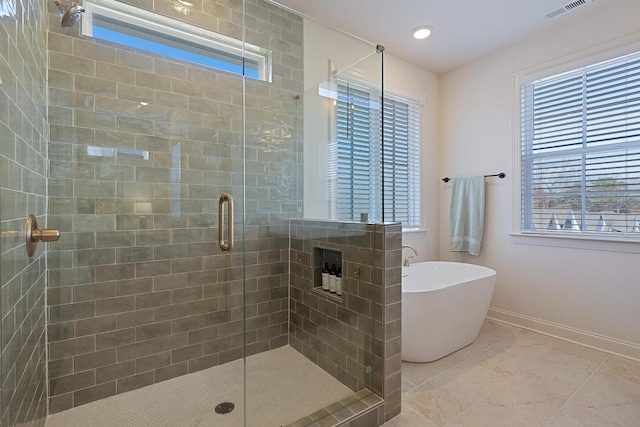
[401,261,496,362]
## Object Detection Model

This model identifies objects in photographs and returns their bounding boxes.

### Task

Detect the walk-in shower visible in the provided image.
[0,1,400,426]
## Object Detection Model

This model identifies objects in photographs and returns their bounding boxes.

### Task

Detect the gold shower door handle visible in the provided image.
[218,193,234,252]
[26,214,60,257]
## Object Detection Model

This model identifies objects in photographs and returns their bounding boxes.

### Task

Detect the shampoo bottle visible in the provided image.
[329,264,337,293]
[322,263,330,290]
[336,267,342,296]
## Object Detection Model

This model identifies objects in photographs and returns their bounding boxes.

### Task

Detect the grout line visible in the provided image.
[542,354,610,426]
[401,377,419,394]
[444,386,496,427]
[402,403,438,426]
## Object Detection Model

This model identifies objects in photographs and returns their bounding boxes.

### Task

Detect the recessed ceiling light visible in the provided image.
[412,26,432,40]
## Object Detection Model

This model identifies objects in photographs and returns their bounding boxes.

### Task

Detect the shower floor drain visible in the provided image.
[215,402,235,415]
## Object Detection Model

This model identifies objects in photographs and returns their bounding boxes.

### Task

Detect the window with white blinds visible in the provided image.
[521,50,640,236]
[335,81,421,228]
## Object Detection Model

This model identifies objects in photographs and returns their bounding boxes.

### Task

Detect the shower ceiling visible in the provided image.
[270,0,609,73]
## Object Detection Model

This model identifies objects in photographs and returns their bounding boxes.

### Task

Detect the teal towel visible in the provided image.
[450,176,485,256]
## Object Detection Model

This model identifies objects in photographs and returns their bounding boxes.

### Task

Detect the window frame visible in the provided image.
[512,39,640,253]
[81,0,272,82]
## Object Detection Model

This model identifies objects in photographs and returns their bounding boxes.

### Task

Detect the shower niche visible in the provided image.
[314,247,343,299]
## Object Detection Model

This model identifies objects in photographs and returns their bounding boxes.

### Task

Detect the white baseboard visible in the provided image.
[487,307,640,362]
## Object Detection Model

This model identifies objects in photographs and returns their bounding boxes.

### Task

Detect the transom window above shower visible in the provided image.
[81,0,272,81]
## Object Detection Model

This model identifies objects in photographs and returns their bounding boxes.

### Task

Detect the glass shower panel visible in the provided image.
[303,51,384,223]
[243,0,384,421]
[45,0,247,421]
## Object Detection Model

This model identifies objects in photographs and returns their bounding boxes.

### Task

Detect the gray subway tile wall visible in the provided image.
[0,0,49,425]
[45,0,303,413]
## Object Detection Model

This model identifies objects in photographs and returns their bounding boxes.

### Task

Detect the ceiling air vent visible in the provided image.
[544,0,593,20]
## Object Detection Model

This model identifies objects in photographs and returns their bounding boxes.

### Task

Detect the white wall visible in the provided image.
[439,0,640,358]
[303,19,440,260]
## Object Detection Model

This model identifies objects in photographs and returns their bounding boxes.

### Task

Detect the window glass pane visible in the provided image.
[521,50,640,237]
[585,57,640,147]
[82,0,271,81]
[525,73,585,153]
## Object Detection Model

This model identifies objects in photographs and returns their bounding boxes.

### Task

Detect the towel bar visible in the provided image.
[442,172,505,183]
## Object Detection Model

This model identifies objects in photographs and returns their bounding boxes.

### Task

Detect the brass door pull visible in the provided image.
[26,214,60,257]
[218,193,233,252]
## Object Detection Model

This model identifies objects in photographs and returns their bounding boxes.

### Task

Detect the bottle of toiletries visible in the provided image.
[336,267,342,296]
[329,264,337,293]
[322,263,330,290]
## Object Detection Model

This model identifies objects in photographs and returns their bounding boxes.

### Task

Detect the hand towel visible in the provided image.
[449,176,485,256]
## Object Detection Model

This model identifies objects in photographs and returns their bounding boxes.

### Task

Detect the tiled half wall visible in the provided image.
[288,219,402,424]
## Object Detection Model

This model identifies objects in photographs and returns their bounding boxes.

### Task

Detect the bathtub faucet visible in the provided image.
[402,245,419,267]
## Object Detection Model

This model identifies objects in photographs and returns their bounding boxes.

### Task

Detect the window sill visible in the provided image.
[402,228,429,234]
[508,232,640,254]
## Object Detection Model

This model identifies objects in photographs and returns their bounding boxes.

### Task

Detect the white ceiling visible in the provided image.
[269,0,611,74]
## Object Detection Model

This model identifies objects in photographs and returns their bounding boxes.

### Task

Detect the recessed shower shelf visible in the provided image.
[314,247,343,301]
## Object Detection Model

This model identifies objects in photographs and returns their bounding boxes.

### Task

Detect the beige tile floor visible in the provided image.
[383,319,640,427]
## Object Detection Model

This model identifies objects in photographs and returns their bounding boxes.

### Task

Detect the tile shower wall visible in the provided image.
[288,220,402,425]
[0,0,49,426]
[45,0,302,412]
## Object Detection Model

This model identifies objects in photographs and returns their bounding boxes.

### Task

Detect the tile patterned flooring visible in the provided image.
[383,319,640,426]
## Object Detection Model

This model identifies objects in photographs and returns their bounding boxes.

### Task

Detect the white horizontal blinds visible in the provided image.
[336,82,380,221]
[522,51,640,234]
[335,81,421,227]
[586,54,640,147]
[383,95,421,227]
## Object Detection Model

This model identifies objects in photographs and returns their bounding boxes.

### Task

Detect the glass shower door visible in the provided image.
[240,1,303,424]
[45,0,251,423]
